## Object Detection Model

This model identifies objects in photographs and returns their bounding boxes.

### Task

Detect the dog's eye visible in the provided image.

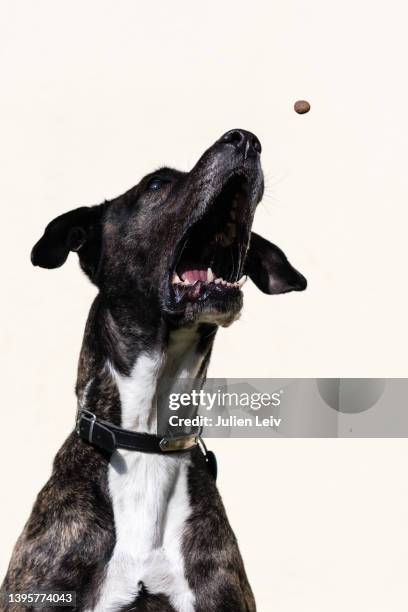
[146,177,164,191]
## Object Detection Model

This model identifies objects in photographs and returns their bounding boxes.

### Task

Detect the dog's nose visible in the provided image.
[219,129,262,155]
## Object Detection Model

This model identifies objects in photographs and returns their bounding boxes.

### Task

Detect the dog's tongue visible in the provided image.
[181,269,207,283]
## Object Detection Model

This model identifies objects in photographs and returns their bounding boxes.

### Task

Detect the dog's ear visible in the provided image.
[245,232,307,294]
[31,205,105,280]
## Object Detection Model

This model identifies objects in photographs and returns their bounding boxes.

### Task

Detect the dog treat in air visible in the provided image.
[294,100,311,114]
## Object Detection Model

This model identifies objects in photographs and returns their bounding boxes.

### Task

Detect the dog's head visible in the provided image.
[32,129,306,327]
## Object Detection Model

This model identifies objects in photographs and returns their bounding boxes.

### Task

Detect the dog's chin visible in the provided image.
[167,289,243,328]
[167,291,243,327]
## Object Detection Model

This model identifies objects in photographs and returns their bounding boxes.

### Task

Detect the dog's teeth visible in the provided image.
[214,278,222,284]
[172,272,182,284]
[207,267,215,282]
[237,275,247,288]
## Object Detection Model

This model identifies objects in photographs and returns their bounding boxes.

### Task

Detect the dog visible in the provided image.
[1,129,306,611]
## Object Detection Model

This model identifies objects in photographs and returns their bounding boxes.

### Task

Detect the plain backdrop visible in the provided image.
[1,1,408,610]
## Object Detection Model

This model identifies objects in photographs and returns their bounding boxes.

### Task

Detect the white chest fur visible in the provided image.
[92,343,202,612]
[93,451,195,612]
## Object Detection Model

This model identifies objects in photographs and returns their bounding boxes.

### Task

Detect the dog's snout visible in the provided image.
[219,129,262,156]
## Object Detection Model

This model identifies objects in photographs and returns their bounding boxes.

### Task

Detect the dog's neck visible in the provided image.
[76,295,216,432]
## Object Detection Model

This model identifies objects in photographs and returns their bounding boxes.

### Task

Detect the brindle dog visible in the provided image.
[1,130,306,611]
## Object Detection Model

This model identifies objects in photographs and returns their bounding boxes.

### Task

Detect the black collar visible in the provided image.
[76,409,218,480]
[76,409,200,455]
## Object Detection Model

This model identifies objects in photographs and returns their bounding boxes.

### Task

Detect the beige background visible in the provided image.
[1,0,408,610]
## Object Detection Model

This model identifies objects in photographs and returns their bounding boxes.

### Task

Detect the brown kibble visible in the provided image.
[294,100,311,114]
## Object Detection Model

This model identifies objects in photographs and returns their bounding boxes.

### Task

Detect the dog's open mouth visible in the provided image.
[170,174,252,305]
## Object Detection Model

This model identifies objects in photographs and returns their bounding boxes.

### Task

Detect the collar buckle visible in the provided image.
[77,409,97,443]
[159,434,198,452]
